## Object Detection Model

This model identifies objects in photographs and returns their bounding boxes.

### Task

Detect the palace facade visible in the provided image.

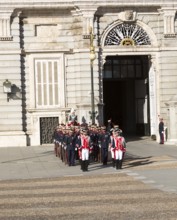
[0,0,177,147]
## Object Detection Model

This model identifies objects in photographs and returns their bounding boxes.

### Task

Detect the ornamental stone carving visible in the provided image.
[125,10,134,20]
[118,10,136,22]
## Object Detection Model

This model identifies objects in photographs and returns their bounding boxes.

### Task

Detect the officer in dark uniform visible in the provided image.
[53,126,59,157]
[89,125,99,162]
[62,128,69,165]
[55,126,64,160]
[74,126,80,161]
[98,126,110,165]
[65,129,77,166]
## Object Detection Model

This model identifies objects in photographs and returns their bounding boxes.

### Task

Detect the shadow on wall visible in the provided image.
[8,84,22,100]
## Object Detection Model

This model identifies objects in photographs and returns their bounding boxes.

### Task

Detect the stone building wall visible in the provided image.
[0,1,177,146]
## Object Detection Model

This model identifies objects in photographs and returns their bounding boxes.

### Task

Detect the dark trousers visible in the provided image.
[101,148,108,165]
[159,131,164,144]
[67,149,75,166]
[93,145,99,161]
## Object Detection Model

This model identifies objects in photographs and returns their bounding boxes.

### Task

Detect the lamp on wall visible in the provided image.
[3,79,12,102]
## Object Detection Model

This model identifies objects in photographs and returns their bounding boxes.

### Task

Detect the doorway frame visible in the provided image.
[99,49,160,138]
[102,55,150,136]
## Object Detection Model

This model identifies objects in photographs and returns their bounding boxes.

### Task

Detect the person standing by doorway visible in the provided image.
[159,118,164,144]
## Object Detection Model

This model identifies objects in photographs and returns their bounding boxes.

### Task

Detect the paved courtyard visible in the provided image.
[0,137,177,219]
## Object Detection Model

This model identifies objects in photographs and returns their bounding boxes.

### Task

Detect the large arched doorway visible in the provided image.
[103,55,150,136]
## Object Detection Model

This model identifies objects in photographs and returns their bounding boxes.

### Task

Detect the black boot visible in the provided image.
[79,159,82,169]
[85,160,89,171]
[82,160,86,171]
[116,160,119,170]
[112,159,115,168]
[119,160,123,169]
[81,160,84,171]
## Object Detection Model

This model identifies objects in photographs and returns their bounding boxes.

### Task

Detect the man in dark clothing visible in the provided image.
[98,126,110,165]
[65,129,77,166]
[89,125,99,162]
[159,118,164,144]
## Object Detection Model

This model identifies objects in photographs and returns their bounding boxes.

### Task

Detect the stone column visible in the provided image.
[165,95,177,144]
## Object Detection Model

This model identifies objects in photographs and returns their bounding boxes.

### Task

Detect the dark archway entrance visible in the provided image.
[103,55,150,136]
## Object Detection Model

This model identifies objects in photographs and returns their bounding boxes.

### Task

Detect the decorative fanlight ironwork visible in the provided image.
[104,23,151,46]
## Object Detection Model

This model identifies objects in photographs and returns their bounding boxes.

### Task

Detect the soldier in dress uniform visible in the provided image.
[77,129,92,171]
[110,128,126,169]
[98,126,110,165]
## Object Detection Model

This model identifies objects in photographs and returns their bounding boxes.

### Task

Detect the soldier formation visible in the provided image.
[53,122,126,172]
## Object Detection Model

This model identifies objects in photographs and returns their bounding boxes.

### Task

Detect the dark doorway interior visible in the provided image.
[103,55,150,136]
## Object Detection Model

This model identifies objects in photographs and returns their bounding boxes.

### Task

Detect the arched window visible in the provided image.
[104,23,151,46]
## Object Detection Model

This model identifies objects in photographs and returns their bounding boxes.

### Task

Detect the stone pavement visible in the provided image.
[1,173,177,220]
[0,137,177,194]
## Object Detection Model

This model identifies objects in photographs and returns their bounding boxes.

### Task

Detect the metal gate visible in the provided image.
[40,117,59,144]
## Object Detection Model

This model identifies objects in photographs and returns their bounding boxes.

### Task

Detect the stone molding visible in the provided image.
[0,0,177,7]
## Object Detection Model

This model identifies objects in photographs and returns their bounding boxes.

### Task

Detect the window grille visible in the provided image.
[104,23,151,46]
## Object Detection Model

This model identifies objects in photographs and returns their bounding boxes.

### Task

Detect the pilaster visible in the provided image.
[75,6,97,35]
[165,96,177,145]
[0,9,14,41]
[149,55,158,137]
[161,8,176,38]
